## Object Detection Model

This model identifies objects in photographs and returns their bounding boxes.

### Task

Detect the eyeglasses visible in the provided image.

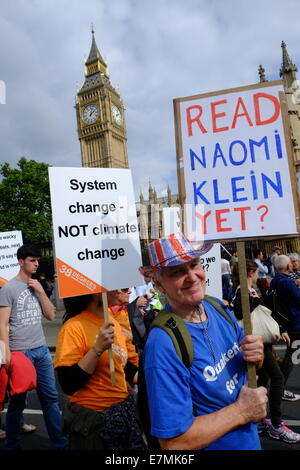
[120,288,130,293]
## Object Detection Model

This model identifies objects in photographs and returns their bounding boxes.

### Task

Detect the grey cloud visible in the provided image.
[0,0,299,198]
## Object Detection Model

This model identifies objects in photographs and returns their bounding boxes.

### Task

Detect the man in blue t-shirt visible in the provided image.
[144,233,267,450]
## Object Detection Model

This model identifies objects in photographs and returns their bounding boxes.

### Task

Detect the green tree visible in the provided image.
[0,157,52,244]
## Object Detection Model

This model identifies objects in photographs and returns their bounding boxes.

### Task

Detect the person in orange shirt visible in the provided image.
[54,292,146,451]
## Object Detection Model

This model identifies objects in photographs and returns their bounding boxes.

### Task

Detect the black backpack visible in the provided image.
[137,295,236,450]
[264,288,292,331]
[127,300,157,356]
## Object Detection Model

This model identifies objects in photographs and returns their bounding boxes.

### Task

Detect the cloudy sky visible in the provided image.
[0,0,299,199]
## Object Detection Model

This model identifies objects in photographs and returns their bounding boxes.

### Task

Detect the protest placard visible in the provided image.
[49,167,142,298]
[174,80,300,242]
[174,80,300,387]
[0,230,23,286]
[199,243,222,299]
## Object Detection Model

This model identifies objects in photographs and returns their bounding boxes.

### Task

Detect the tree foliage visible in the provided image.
[0,157,52,244]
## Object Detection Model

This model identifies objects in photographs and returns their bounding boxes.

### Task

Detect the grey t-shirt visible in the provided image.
[0,277,46,351]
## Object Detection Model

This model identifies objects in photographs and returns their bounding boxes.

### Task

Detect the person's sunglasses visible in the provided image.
[120,288,130,293]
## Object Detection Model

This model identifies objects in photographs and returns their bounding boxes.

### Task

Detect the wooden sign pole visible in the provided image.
[102,291,116,386]
[236,241,257,389]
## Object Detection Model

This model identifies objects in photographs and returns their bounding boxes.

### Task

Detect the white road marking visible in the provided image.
[1,409,62,415]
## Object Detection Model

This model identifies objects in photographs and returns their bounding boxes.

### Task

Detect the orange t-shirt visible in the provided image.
[109,306,139,368]
[54,310,128,411]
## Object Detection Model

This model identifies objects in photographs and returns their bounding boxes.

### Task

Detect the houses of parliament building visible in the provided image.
[76,29,300,257]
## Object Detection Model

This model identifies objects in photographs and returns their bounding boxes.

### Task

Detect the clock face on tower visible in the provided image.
[112,104,122,125]
[82,104,100,124]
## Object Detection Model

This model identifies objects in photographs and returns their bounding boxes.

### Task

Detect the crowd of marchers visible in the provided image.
[1,236,300,450]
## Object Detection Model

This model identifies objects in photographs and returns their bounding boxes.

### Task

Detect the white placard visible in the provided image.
[162,207,182,236]
[199,243,222,299]
[176,82,297,241]
[0,230,23,286]
[49,167,142,298]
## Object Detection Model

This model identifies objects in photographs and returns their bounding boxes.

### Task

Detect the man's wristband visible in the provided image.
[92,346,102,357]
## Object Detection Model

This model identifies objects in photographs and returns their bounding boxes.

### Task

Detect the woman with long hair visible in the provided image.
[54,292,146,450]
[232,260,300,443]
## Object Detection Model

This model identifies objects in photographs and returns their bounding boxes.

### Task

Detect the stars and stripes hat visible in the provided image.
[148,233,213,269]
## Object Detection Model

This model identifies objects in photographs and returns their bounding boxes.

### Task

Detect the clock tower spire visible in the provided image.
[75,28,129,168]
[85,24,109,78]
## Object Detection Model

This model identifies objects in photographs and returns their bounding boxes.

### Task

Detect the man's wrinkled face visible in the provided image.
[143,271,153,282]
[292,259,300,271]
[155,258,205,308]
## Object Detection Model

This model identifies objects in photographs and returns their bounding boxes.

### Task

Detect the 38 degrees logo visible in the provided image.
[0,80,6,104]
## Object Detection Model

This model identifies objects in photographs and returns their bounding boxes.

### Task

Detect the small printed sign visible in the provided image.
[49,167,143,298]
[198,243,222,299]
[0,230,23,286]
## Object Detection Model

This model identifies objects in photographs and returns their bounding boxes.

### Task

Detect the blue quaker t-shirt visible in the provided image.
[143,299,260,450]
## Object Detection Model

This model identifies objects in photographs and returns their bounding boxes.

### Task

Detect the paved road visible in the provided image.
[1,312,300,451]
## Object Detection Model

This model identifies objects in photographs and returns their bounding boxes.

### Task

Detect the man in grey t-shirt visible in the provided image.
[0,244,67,450]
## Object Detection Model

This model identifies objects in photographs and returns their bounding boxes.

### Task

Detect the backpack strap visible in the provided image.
[149,299,236,369]
[204,294,237,331]
[150,310,194,368]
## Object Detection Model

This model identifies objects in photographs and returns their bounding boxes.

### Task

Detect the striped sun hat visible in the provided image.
[148,233,213,269]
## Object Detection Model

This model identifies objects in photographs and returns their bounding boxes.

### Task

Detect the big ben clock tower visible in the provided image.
[76,28,129,168]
